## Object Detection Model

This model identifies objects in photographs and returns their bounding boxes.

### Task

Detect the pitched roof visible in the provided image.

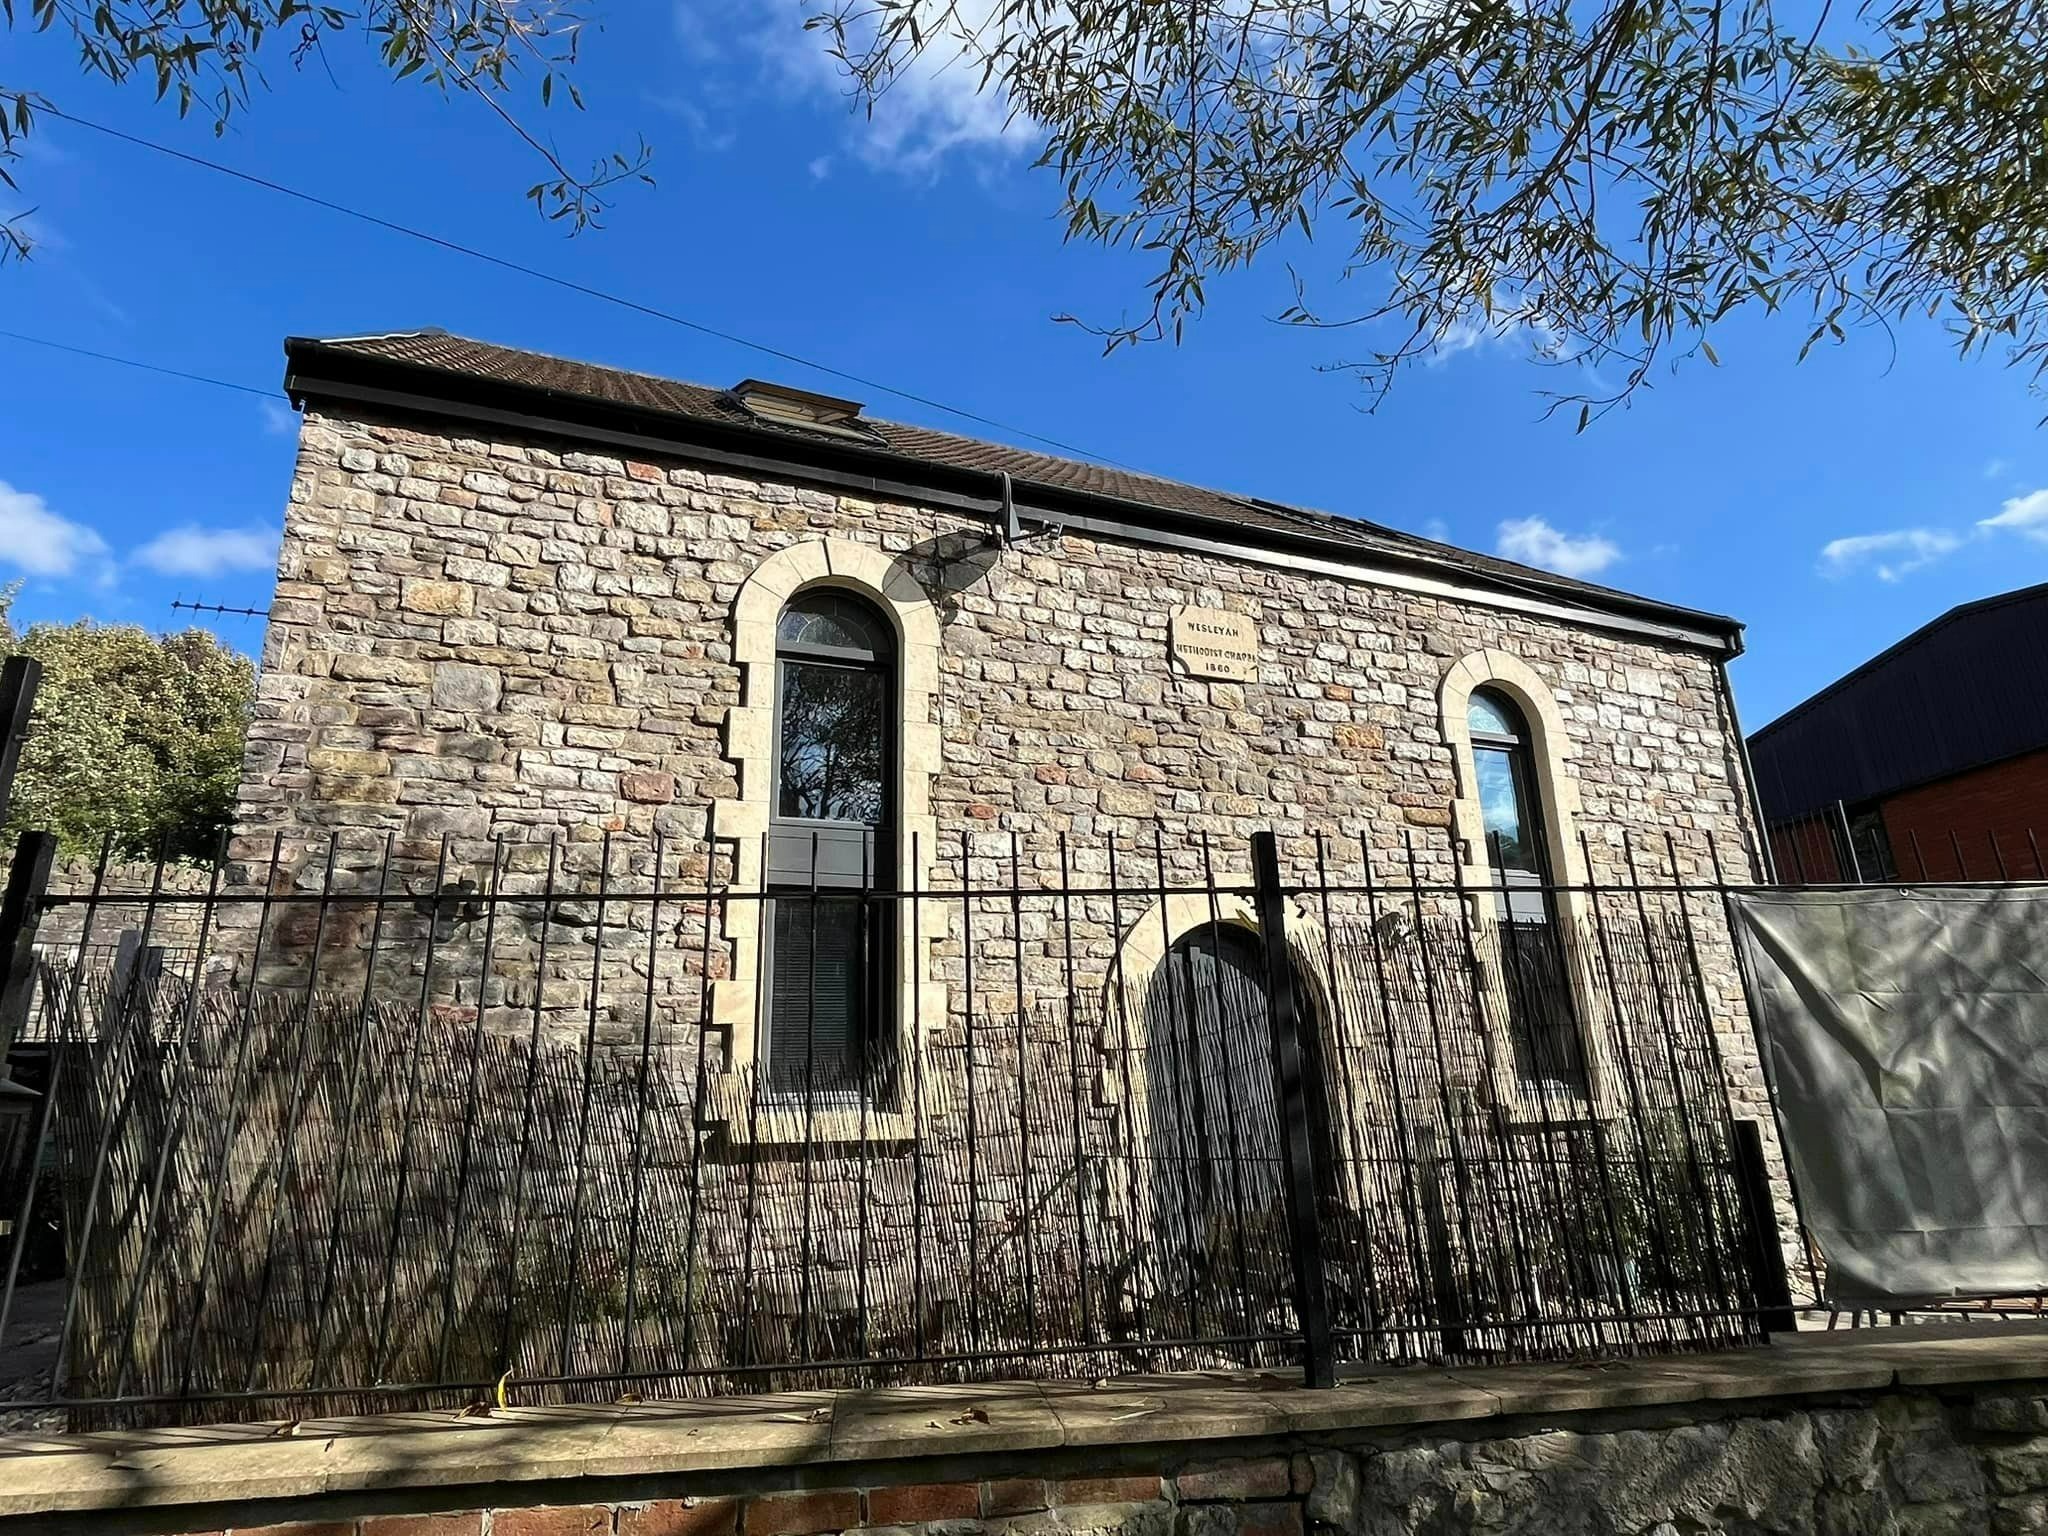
[283,328,1741,643]
[1748,581,2048,820]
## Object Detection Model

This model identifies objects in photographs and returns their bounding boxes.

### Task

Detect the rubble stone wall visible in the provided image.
[221,405,1793,1272]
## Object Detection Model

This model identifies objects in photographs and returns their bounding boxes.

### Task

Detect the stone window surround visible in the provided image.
[711,538,947,1142]
[1441,649,1590,895]
[1439,648,1613,1111]
[1104,893,1342,1053]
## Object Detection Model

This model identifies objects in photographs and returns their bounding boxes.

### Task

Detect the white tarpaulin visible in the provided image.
[1729,887,2048,1306]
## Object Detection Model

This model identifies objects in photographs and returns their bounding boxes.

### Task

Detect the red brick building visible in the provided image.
[1750,583,2048,881]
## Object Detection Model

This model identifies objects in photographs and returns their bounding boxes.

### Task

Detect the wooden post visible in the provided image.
[0,831,56,1064]
[1250,830,1337,1388]
[1732,1118,1798,1334]
[0,657,39,832]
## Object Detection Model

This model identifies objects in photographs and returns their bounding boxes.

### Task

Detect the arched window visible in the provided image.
[1442,655,1597,1094]
[766,588,896,1097]
[1468,687,1583,1083]
[1468,688,1554,920]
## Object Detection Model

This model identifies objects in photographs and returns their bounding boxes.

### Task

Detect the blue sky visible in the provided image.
[3,4,2046,731]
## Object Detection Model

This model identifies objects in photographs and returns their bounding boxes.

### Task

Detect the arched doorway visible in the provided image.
[1137,921,1294,1341]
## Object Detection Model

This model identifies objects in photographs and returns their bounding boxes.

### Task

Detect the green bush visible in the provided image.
[2,589,254,862]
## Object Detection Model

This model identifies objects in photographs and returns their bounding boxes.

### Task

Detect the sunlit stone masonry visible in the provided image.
[228,328,1791,1275]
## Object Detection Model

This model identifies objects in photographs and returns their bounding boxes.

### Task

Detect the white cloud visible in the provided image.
[1985,457,2011,480]
[132,525,279,578]
[1979,489,2048,542]
[808,154,834,180]
[1818,528,1962,582]
[19,128,76,167]
[0,479,110,577]
[1496,517,1621,578]
[1420,516,1451,543]
[260,399,299,436]
[1428,288,1563,366]
[678,0,1034,174]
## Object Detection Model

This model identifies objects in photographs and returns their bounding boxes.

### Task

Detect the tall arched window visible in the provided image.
[1468,688,1552,923]
[766,588,895,1098]
[1468,686,1583,1083]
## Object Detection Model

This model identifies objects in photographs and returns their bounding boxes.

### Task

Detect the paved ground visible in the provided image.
[0,1280,65,1435]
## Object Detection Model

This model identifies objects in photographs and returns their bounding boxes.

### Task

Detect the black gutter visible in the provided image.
[282,337,1744,649]
[1716,666,1777,881]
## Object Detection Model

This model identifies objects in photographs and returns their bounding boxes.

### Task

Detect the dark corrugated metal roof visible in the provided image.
[283,329,1743,641]
[1748,582,2048,821]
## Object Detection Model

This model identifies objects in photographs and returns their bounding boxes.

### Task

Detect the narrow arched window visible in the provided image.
[1468,688,1552,919]
[1468,687,1583,1083]
[767,588,895,1098]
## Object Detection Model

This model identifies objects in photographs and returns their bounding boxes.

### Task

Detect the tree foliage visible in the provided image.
[0,0,650,263]
[1,592,256,863]
[812,0,2048,418]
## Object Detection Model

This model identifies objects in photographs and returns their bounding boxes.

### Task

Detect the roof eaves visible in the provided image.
[283,333,1745,646]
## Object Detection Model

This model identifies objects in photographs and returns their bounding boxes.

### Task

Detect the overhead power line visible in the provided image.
[0,327,276,398]
[36,104,1130,469]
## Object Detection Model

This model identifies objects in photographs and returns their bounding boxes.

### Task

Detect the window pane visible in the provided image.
[778,591,893,656]
[1848,808,1898,882]
[768,894,867,1095]
[1468,689,1523,740]
[778,661,887,823]
[1475,746,1541,873]
[1499,920,1587,1086]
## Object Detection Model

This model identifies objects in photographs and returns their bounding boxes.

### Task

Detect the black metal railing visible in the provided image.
[0,822,1782,1429]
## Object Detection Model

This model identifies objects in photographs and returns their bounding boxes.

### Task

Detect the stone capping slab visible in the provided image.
[5,1329,2048,1521]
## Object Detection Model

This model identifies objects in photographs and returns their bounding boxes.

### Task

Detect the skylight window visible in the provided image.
[730,379,884,443]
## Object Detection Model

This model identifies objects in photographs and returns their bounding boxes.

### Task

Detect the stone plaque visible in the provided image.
[1169,606,1259,682]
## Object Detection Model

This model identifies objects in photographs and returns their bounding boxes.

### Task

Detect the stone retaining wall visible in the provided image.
[100,1391,2048,1536]
[7,858,219,957]
[14,1334,2048,1536]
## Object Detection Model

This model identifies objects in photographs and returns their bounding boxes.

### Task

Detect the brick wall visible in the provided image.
[1766,747,2048,885]
[1881,746,2048,880]
[1765,814,1846,884]
[129,1464,1301,1536]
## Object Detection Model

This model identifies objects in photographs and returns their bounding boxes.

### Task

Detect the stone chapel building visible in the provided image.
[237,329,1776,1153]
